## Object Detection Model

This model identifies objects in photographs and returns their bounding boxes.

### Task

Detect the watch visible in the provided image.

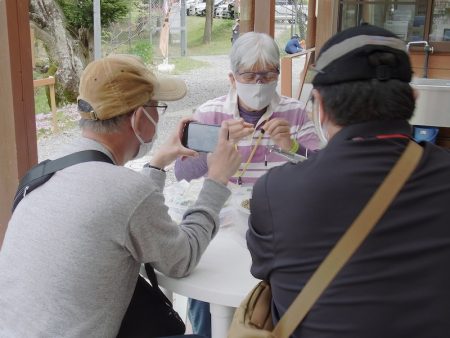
[143,163,166,172]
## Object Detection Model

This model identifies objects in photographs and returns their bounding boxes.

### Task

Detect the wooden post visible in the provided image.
[281,57,293,97]
[280,48,316,98]
[49,80,58,132]
[315,0,338,56]
[239,0,254,35]
[254,0,275,37]
[33,76,58,131]
[1,0,37,246]
[306,0,316,50]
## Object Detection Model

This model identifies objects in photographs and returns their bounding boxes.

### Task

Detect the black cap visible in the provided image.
[311,24,412,86]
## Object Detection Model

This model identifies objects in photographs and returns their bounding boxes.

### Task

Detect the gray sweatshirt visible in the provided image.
[0,137,230,337]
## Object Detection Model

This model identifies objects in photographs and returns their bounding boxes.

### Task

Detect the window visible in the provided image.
[338,0,450,52]
[430,1,450,43]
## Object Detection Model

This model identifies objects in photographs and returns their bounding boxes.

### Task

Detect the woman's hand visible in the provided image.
[263,118,292,151]
[207,121,242,185]
[227,118,254,143]
[150,117,199,169]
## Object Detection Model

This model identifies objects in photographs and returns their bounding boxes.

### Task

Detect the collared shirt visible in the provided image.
[174,88,320,186]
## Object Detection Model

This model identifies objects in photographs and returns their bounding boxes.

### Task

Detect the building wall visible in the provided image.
[314,0,450,80]
[410,52,450,79]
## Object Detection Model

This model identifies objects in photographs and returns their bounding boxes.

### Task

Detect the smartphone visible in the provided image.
[182,122,221,153]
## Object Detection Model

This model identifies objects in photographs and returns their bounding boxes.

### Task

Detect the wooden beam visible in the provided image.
[0,0,37,246]
[239,0,254,35]
[315,0,338,57]
[306,0,316,49]
[33,77,55,87]
[281,56,293,97]
[280,48,316,98]
[254,0,275,37]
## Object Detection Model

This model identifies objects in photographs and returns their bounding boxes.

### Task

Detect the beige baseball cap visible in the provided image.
[77,54,187,120]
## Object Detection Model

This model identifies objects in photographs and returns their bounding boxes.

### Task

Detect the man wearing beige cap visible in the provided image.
[0,55,241,337]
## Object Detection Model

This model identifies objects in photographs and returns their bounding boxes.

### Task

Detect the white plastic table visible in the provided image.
[156,224,259,338]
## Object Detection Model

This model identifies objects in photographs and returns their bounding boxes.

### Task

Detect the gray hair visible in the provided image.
[78,112,131,134]
[229,32,280,73]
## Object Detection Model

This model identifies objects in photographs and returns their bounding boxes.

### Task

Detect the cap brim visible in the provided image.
[152,77,187,101]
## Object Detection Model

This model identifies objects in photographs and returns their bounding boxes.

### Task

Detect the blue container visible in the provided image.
[413,125,439,144]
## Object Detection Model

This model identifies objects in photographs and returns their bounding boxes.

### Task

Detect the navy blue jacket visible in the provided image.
[248,120,450,338]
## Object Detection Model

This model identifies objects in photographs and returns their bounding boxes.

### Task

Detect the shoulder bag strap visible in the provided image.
[273,141,423,338]
[12,150,114,212]
[143,263,159,288]
[17,150,113,191]
[143,263,175,305]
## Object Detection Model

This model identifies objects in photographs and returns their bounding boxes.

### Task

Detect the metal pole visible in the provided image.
[93,0,101,59]
[148,1,152,47]
[180,0,187,56]
[291,2,294,36]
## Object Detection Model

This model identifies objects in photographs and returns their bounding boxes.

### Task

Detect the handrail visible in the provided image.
[33,76,58,131]
[280,47,315,100]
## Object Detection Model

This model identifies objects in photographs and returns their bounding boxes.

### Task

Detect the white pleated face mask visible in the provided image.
[131,108,158,160]
[235,81,277,110]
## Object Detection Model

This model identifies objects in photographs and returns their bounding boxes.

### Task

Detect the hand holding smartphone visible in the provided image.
[179,120,242,185]
[181,122,221,153]
[206,121,242,185]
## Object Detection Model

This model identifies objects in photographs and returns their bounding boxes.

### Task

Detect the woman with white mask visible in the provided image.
[174,31,321,338]
[175,31,321,188]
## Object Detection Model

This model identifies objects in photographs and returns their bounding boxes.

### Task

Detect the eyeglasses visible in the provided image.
[143,102,168,115]
[236,69,280,84]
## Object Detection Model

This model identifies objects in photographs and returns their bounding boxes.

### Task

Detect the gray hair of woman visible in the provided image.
[229,31,280,74]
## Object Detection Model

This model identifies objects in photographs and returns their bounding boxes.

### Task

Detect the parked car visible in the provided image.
[186,0,197,16]
[215,0,236,19]
[215,4,230,19]
[195,0,224,16]
[275,1,307,24]
[194,0,206,16]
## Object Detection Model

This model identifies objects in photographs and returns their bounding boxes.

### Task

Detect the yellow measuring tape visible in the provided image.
[234,130,265,185]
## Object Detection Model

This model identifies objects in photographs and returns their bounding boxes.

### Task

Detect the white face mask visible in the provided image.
[312,98,329,146]
[131,108,158,160]
[235,81,277,110]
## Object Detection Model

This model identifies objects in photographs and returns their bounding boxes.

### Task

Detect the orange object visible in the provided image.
[300,39,306,49]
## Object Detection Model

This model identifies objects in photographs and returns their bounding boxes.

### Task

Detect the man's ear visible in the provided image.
[228,72,236,89]
[131,107,146,133]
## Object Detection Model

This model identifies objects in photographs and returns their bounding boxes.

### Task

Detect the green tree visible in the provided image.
[56,0,132,64]
[203,0,214,44]
[30,0,133,105]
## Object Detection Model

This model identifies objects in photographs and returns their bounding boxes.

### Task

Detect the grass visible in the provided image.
[168,57,209,74]
[152,16,234,60]
[36,110,78,138]
[185,16,234,56]
[34,86,52,115]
